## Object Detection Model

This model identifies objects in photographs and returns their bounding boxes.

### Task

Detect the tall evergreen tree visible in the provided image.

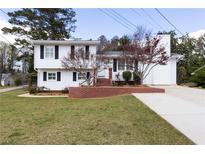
[1,8,77,74]
[2,8,76,47]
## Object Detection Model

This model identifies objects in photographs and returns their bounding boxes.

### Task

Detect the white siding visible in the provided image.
[109,34,177,85]
[170,58,177,84]
[143,59,177,85]
[34,45,97,69]
[34,35,177,90]
[37,69,94,90]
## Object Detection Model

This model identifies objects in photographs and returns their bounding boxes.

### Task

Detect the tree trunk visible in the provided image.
[139,74,143,85]
[93,68,97,86]
[0,56,3,86]
[0,72,2,86]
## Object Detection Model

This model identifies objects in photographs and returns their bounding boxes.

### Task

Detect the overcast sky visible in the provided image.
[0,8,205,43]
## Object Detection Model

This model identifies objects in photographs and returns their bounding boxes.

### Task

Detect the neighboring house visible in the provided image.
[32,34,181,90]
[1,73,14,86]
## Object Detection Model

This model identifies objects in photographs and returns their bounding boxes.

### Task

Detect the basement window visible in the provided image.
[48,73,56,80]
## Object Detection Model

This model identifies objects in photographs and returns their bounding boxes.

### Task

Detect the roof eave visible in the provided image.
[31,40,100,45]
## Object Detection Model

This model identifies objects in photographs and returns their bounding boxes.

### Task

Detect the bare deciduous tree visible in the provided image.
[61,47,101,86]
[0,41,12,86]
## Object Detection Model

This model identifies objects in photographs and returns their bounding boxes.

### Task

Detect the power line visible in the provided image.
[109,9,137,29]
[130,8,159,30]
[0,9,8,16]
[0,9,13,45]
[155,8,184,36]
[0,33,13,45]
[98,9,135,33]
[99,9,136,33]
[140,8,165,30]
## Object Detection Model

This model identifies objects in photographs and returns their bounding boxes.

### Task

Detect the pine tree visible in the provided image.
[1,8,77,75]
[2,8,76,47]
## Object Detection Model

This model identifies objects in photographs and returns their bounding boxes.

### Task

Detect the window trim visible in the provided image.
[45,46,55,59]
[78,72,86,80]
[126,59,134,71]
[118,59,125,71]
[47,72,56,81]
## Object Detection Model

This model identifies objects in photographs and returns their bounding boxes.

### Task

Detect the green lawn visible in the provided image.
[0,89,193,144]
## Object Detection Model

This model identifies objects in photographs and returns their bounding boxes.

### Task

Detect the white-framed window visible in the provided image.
[78,72,86,80]
[118,59,125,71]
[48,72,56,80]
[45,46,54,59]
[126,59,134,70]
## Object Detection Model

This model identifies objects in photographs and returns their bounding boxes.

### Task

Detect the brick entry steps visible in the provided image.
[69,86,165,98]
[96,78,111,86]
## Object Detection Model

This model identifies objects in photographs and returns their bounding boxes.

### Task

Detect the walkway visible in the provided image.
[0,85,27,93]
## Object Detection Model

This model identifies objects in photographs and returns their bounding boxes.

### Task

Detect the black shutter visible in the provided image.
[43,72,47,81]
[73,72,77,81]
[40,45,44,59]
[71,45,75,59]
[87,72,90,79]
[113,59,117,72]
[55,45,59,59]
[85,46,89,59]
[57,72,61,81]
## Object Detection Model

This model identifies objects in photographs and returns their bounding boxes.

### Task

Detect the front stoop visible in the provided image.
[96,78,111,86]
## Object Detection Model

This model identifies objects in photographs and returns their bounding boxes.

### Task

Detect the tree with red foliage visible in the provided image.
[122,36,169,84]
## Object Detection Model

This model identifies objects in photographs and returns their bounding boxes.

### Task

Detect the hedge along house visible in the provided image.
[32,34,181,90]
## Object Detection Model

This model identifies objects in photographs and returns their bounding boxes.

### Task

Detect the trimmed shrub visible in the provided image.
[133,72,141,85]
[28,85,37,94]
[177,66,187,84]
[14,78,22,86]
[190,67,205,87]
[122,71,132,83]
[62,87,69,94]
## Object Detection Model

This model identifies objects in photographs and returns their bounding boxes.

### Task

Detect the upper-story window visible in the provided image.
[45,46,54,59]
[70,45,75,59]
[85,45,89,59]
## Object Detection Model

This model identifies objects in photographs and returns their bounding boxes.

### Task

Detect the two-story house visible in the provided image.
[33,40,99,90]
[32,34,181,90]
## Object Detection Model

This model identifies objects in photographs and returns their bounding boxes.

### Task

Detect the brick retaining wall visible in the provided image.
[69,86,165,98]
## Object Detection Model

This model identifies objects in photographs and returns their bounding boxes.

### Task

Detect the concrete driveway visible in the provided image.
[133,86,205,144]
